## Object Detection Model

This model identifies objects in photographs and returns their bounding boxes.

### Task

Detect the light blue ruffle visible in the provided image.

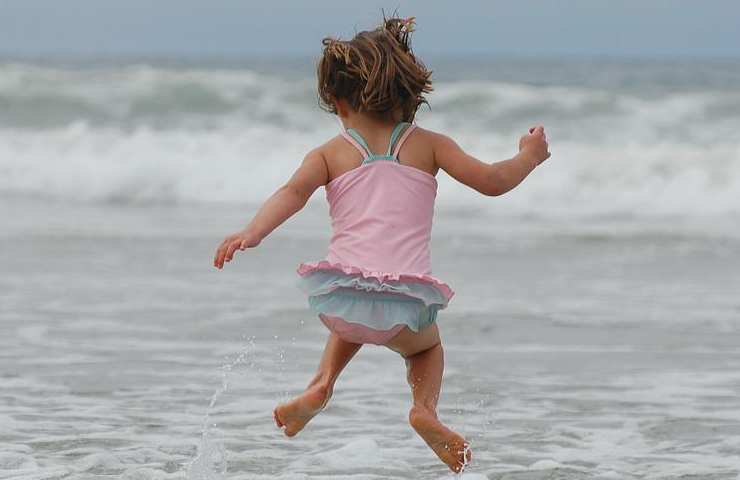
[296,270,447,333]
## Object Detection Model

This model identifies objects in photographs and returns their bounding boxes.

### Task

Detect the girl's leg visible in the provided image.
[385,324,472,473]
[274,331,362,437]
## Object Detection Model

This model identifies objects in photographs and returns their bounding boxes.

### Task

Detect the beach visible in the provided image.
[1,57,740,479]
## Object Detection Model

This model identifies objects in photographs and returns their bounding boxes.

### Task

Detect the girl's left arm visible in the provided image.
[214,148,328,269]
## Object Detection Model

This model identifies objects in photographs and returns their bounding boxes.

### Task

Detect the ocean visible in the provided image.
[1,56,739,479]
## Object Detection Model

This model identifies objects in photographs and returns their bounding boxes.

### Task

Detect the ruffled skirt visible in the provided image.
[296,260,454,345]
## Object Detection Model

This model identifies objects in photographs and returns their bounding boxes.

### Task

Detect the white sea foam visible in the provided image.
[1,122,738,219]
[1,61,738,220]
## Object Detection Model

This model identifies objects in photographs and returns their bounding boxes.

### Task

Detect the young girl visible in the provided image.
[213,16,550,473]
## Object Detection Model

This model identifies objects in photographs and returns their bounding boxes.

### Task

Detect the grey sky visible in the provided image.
[1,0,739,59]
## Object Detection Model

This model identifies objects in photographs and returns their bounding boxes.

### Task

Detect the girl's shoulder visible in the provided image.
[320,125,441,181]
[319,124,445,157]
[410,126,457,150]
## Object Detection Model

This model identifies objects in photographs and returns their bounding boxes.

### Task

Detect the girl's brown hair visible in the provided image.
[317,15,433,123]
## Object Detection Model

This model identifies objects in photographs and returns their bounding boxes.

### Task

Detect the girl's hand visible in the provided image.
[211,148,327,270]
[213,228,262,269]
[519,125,551,166]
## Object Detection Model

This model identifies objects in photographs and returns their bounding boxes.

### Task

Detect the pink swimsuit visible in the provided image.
[296,121,454,345]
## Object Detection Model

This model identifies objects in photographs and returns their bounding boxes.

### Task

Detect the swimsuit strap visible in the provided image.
[391,123,416,158]
[385,121,410,156]
[339,130,369,160]
[340,121,413,164]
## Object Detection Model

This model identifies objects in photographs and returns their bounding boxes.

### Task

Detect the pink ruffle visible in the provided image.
[297,260,455,302]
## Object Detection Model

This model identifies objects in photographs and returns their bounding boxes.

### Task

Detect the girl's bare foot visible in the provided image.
[409,405,472,473]
[273,384,330,437]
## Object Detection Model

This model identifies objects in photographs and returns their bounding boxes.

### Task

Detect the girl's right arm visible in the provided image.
[213,147,328,269]
[433,125,551,196]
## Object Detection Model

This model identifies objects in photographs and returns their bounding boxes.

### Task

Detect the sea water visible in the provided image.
[1,57,740,479]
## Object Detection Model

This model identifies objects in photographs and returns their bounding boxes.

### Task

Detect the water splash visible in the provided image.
[458,442,473,476]
[186,336,257,480]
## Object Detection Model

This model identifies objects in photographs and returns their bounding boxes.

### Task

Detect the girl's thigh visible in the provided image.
[385,322,441,358]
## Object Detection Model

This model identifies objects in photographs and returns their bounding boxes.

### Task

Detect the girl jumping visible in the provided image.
[214,15,550,473]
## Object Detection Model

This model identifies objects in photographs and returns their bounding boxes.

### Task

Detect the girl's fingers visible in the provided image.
[529,126,545,137]
[217,237,252,268]
[224,243,235,261]
[225,239,241,261]
[216,251,226,268]
[214,238,230,267]
[214,245,225,267]
[214,234,253,268]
